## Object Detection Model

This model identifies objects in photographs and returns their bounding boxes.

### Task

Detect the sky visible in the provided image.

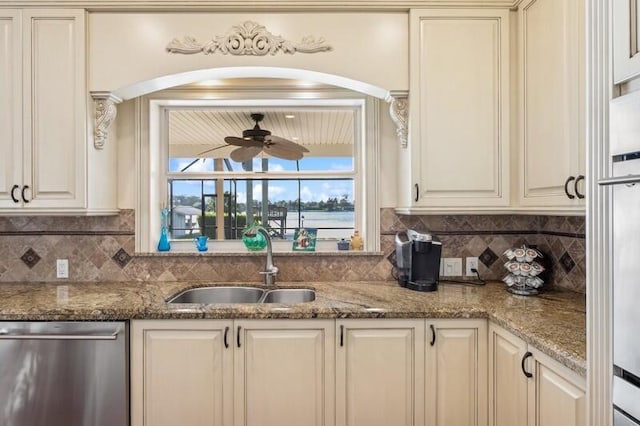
[169,156,354,203]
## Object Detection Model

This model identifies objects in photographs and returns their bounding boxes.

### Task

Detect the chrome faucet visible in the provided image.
[245,225,278,286]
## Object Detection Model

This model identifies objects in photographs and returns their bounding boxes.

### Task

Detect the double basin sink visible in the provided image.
[168,286,316,304]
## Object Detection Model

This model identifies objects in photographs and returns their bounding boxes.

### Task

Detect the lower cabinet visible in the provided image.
[335,319,425,426]
[130,320,233,426]
[131,319,583,426]
[489,323,586,426]
[426,320,488,426]
[131,319,334,426]
[234,320,335,426]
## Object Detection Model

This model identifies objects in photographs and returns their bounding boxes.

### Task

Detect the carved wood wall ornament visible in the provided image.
[387,91,409,148]
[166,21,332,56]
[91,92,123,149]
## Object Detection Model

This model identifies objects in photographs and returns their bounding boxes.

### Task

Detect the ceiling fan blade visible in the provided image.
[263,144,305,161]
[225,136,262,148]
[230,146,263,162]
[179,144,230,172]
[267,135,310,153]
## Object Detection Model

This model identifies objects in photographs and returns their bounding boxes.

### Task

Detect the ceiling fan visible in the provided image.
[224,113,309,162]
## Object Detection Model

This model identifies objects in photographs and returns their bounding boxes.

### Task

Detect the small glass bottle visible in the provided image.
[157,208,171,252]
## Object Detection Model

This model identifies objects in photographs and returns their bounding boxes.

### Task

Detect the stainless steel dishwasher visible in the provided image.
[0,322,128,426]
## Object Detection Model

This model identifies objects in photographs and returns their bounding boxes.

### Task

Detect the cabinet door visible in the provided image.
[408,9,510,209]
[528,347,586,426]
[0,11,22,209]
[336,319,425,426]
[234,320,335,426]
[22,10,86,209]
[517,0,585,208]
[613,0,640,83]
[426,319,487,426]
[488,323,528,426]
[130,320,234,426]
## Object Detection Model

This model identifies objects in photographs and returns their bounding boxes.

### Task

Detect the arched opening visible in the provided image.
[111,66,391,101]
[126,70,394,253]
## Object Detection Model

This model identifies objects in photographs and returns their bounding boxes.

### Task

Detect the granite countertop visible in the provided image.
[0,280,586,376]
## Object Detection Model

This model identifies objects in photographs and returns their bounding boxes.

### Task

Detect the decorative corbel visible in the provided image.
[386,90,409,149]
[91,92,123,150]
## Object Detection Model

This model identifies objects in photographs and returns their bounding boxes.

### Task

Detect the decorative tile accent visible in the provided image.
[559,252,576,273]
[20,248,41,269]
[112,248,132,269]
[479,248,499,268]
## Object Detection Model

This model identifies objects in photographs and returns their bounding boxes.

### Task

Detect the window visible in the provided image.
[138,85,380,252]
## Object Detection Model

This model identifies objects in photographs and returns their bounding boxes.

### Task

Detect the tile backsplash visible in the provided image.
[0,209,585,293]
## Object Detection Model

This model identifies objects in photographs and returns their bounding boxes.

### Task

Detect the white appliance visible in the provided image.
[601,91,640,425]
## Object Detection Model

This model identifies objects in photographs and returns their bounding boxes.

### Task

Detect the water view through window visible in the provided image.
[166,107,358,244]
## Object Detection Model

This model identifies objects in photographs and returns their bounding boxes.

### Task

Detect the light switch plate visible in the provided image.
[442,258,462,276]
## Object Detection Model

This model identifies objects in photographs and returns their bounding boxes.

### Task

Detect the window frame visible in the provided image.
[135,86,380,253]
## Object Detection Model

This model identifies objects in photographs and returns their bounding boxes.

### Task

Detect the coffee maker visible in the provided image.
[395,229,442,292]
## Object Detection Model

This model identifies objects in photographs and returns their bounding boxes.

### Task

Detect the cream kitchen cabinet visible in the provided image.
[234,320,335,426]
[131,319,334,426]
[516,0,585,210]
[131,320,234,426]
[0,9,86,211]
[489,323,585,426]
[426,319,488,426]
[613,0,640,84]
[400,9,511,212]
[336,319,425,426]
[0,9,117,215]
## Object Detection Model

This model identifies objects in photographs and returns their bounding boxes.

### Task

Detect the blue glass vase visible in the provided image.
[157,208,171,252]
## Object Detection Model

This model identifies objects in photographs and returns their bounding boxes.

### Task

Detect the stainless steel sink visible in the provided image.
[261,289,316,303]
[168,287,265,304]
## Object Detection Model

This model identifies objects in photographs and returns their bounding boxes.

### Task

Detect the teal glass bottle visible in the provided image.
[157,208,171,252]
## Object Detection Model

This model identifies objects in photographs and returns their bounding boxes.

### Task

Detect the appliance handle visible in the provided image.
[598,174,640,186]
[0,327,121,340]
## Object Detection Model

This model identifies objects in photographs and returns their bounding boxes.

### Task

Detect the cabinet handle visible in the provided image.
[21,185,30,203]
[564,176,576,199]
[224,326,229,349]
[414,184,419,202]
[430,324,436,346]
[237,326,241,348]
[574,175,585,199]
[10,185,19,203]
[340,325,344,347]
[521,351,533,378]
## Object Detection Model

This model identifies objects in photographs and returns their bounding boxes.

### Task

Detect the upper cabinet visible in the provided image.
[0,9,117,215]
[516,0,586,210]
[613,0,640,84]
[402,9,511,212]
[401,2,586,214]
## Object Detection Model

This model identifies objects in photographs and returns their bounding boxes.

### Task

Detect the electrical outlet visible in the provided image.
[466,257,479,276]
[56,259,69,279]
[442,258,463,276]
